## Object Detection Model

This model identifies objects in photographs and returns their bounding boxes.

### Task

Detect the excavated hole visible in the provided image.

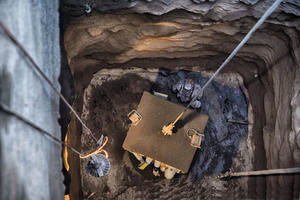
[74,68,253,199]
[61,54,272,199]
[60,31,272,200]
[60,7,300,199]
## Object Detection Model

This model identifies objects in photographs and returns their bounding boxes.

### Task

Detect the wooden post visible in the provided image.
[218,167,300,179]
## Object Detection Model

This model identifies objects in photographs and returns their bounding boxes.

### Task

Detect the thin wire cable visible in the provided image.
[0,101,84,157]
[184,0,283,113]
[0,20,97,143]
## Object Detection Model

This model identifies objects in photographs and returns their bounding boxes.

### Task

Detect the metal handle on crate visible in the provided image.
[127,110,142,125]
[186,128,204,148]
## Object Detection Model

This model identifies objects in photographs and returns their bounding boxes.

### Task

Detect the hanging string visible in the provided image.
[0,20,98,143]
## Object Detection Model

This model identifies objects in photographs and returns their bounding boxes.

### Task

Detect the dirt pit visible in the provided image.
[79,68,254,199]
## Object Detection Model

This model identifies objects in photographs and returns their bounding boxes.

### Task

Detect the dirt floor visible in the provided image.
[77,68,253,199]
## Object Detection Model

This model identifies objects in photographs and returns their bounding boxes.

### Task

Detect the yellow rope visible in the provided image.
[79,136,109,159]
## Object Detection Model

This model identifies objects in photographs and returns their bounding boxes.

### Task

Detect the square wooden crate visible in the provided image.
[123,92,208,173]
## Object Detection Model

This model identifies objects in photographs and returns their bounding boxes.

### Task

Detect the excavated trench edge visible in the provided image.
[65,67,257,199]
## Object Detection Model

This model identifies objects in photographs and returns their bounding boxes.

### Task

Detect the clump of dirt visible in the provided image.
[79,69,253,199]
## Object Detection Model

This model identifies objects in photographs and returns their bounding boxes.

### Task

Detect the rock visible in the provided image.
[87,27,103,36]
[191,100,201,108]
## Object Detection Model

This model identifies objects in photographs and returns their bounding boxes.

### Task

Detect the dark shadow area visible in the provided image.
[183,76,247,182]
[176,111,199,129]
[59,1,75,196]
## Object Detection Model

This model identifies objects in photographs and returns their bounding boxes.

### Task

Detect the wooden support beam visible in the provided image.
[218,167,300,179]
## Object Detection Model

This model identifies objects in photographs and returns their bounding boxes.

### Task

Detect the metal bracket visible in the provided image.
[127,110,142,125]
[186,128,204,148]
